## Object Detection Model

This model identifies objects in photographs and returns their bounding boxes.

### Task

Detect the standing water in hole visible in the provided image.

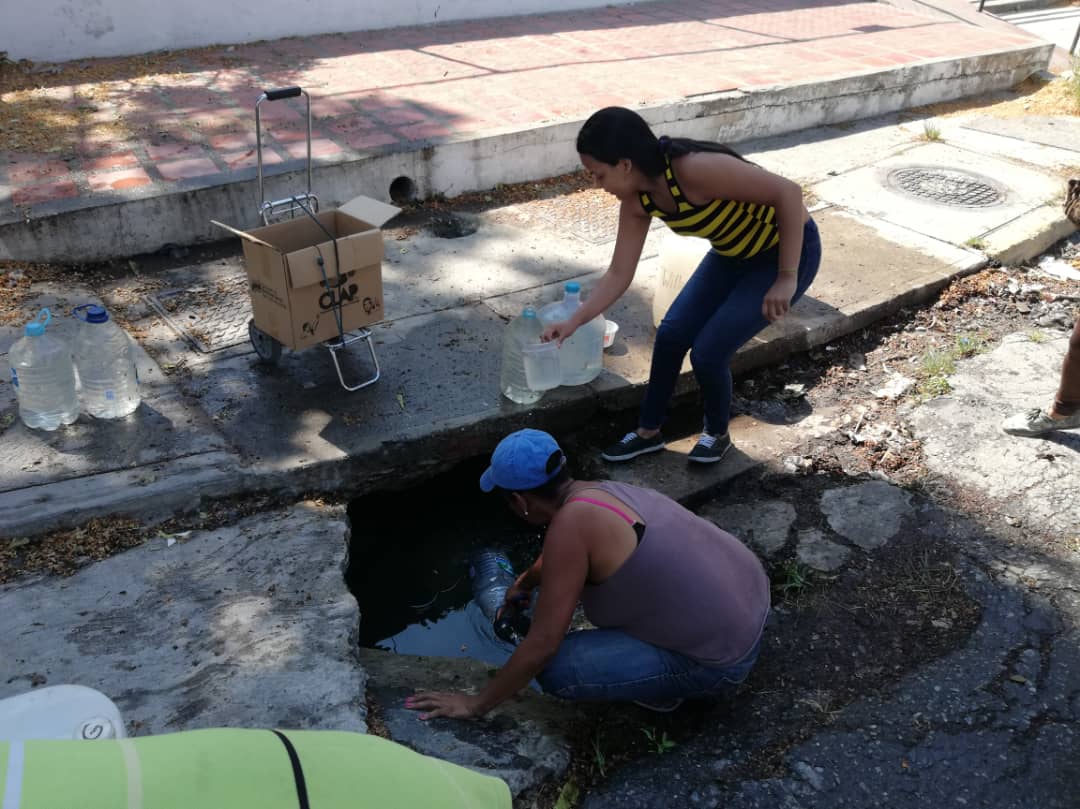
[348,464,540,668]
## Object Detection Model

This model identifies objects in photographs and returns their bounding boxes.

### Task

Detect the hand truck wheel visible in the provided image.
[248,319,282,363]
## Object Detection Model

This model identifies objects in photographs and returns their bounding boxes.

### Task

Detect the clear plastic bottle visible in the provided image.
[538,282,605,385]
[72,304,140,419]
[8,309,79,431]
[499,307,545,405]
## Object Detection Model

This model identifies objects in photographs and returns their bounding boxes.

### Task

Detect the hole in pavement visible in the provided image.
[389,176,418,204]
[347,455,541,667]
[427,212,478,239]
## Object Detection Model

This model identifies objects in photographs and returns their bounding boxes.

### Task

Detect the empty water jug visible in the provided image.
[73,304,140,419]
[499,308,545,405]
[538,282,605,385]
[9,309,79,431]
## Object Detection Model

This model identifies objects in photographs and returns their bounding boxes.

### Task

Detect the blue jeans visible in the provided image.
[641,218,822,435]
[536,628,763,704]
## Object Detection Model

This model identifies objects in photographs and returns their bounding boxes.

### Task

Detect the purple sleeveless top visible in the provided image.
[578,481,770,667]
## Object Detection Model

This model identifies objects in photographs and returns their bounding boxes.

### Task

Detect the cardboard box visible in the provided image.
[214,196,400,352]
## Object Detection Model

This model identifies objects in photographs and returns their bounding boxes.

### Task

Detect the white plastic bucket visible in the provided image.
[652,231,712,328]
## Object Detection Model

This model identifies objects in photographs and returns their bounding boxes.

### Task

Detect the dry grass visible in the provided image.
[911,73,1080,120]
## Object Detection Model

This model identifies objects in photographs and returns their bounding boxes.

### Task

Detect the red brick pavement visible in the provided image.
[0,0,1042,213]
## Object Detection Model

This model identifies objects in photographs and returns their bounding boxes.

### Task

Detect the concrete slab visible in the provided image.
[0,502,366,734]
[960,115,1080,155]
[811,142,1065,245]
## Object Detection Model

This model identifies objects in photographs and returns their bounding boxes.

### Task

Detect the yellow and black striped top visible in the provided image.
[640,155,781,259]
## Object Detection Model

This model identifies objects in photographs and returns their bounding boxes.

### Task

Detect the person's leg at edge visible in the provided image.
[535,628,762,709]
[690,220,822,455]
[1002,318,1080,435]
[1052,318,1080,417]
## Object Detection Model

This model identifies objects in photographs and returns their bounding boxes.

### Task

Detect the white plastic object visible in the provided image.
[652,231,712,328]
[603,319,619,349]
[522,341,562,391]
[0,685,126,740]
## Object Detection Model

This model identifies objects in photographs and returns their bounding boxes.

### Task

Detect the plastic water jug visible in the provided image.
[8,308,79,431]
[652,230,712,328]
[468,549,531,645]
[73,304,140,419]
[500,307,545,405]
[538,282,605,385]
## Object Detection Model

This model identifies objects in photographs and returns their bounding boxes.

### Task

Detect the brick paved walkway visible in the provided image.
[0,0,1040,216]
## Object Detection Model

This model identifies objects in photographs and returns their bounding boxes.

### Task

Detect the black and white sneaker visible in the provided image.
[601,431,665,462]
[687,432,731,464]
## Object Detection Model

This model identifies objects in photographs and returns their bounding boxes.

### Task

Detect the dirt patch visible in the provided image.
[0,490,320,583]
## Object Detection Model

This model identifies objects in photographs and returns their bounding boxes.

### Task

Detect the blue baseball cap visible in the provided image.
[479,429,566,493]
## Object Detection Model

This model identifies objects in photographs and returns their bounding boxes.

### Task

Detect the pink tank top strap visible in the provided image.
[566,496,637,526]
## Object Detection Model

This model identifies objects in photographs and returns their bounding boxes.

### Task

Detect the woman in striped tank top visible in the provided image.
[542,107,822,464]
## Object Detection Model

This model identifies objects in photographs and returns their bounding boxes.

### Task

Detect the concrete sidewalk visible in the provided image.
[2,92,1076,538]
[0,0,1053,262]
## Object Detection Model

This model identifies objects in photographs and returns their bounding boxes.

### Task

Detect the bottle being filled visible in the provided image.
[9,309,79,431]
[468,549,532,645]
[499,307,545,405]
[72,304,141,419]
[538,282,605,386]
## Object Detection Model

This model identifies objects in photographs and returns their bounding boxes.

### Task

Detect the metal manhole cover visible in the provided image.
[145,274,252,353]
[885,166,1005,207]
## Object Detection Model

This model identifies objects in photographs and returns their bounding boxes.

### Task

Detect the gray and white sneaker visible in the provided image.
[601,431,665,462]
[1001,408,1080,437]
[687,431,732,464]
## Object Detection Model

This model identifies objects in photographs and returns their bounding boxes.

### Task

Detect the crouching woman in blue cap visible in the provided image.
[406,429,770,718]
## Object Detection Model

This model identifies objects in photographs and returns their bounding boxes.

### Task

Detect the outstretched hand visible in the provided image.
[405,691,484,720]
[762,273,798,322]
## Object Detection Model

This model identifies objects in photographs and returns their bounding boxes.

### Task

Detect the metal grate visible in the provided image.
[885,166,1005,208]
[145,273,252,353]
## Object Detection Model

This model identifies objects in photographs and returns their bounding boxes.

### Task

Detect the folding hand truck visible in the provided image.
[243,86,381,392]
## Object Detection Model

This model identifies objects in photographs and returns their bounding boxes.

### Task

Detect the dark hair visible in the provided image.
[493,450,571,501]
[576,106,749,177]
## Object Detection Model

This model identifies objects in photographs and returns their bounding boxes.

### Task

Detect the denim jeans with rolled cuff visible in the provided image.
[536,627,763,705]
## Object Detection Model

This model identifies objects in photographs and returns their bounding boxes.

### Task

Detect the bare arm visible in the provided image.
[544,201,650,341]
[408,524,588,718]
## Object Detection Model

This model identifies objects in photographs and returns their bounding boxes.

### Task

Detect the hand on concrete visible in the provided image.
[542,320,576,346]
[405,691,483,720]
[763,273,798,322]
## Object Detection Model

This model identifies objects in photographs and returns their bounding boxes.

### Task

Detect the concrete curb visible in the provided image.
[983,206,1078,266]
[0,451,244,538]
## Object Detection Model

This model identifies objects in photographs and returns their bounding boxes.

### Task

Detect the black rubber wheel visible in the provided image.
[249,319,282,364]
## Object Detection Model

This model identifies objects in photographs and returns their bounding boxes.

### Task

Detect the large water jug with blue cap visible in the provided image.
[73,304,140,419]
[8,309,79,431]
[538,282,605,385]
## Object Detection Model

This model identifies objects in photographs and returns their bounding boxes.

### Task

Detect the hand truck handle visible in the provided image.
[262,86,302,101]
[255,87,313,222]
